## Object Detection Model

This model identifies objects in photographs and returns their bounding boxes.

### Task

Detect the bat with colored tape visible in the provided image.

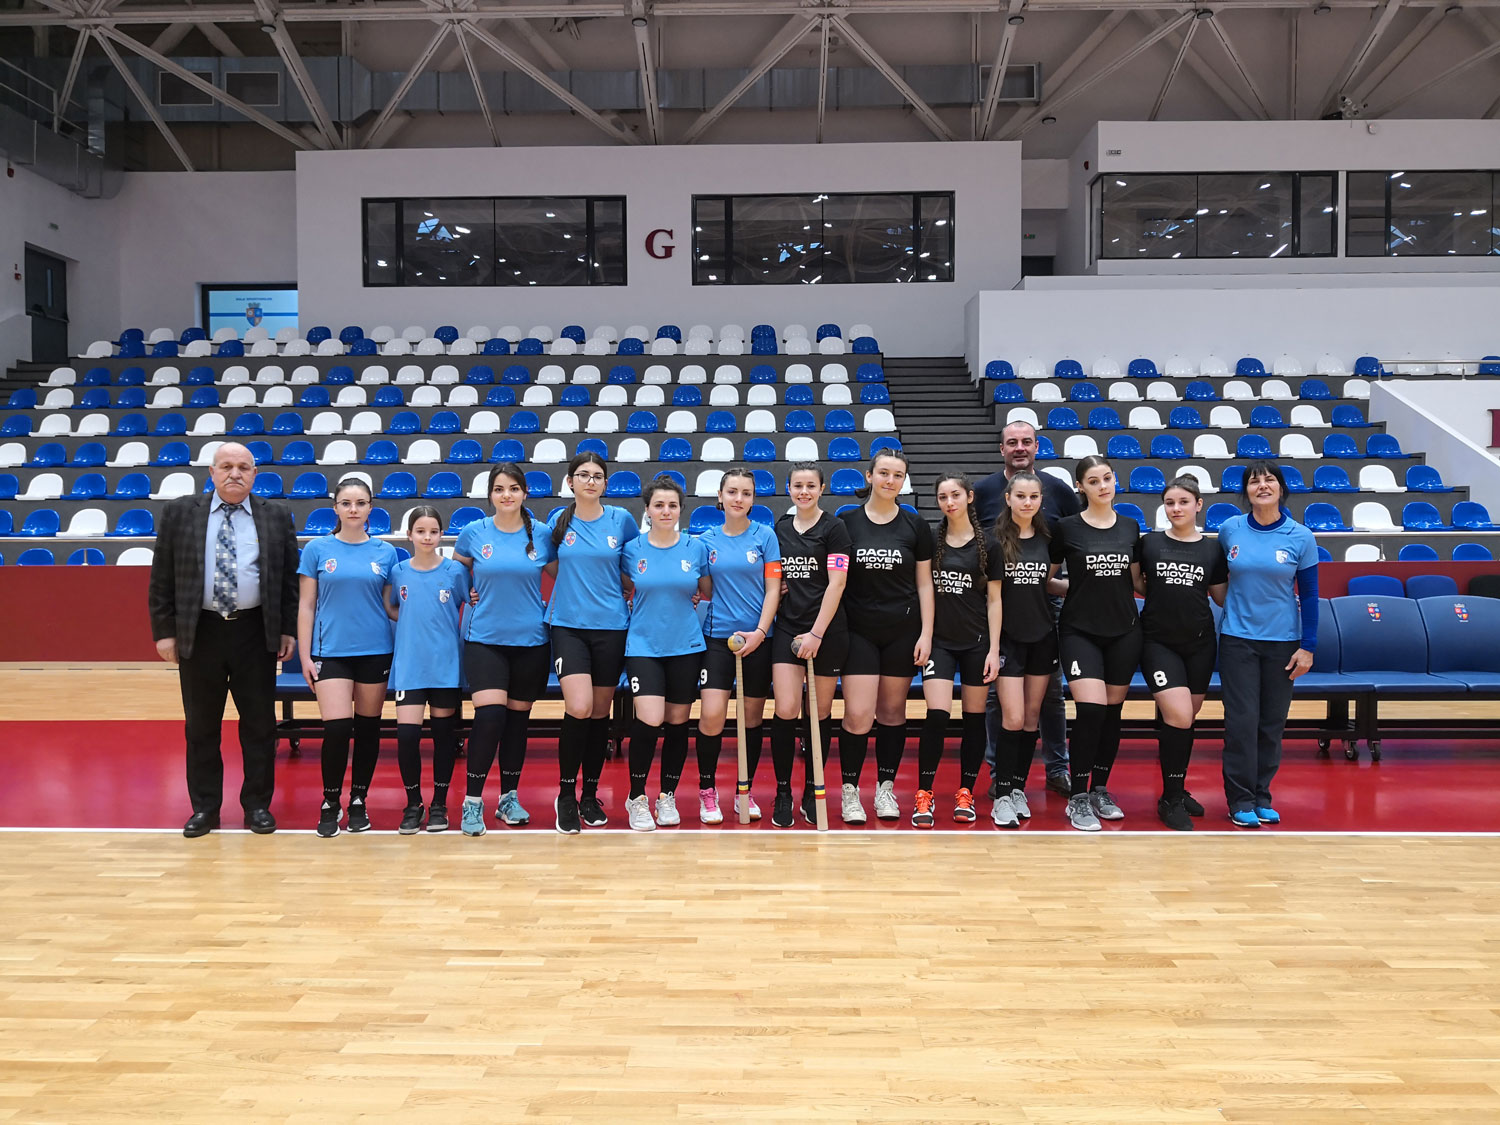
[800,642,830,832]
[727,632,751,824]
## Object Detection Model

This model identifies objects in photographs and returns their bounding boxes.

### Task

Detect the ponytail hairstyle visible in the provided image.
[855,448,911,501]
[488,461,535,558]
[716,463,756,511]
[405,504,443,535]
[334,475,374,532]
[552,451,608,546]
[643,472,686,510]
[932,471,987,579]
[787,461,825,487]
[1073,453,1112,485]
[1162,473,1203,503]
[993,470,1051,567]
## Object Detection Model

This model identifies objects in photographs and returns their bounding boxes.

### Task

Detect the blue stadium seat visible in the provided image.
[1312,466,1357,492]
[656,325,682,343]
[1069,381,1102,403]
[502,365,531,385]
[1402,502,1447,531]
[1404,465,1448,492]
[559,386,591,407]
[424,472,462,499]
[446,506,484,534]
[1235,357,1264,377]
[828,437,861,462]
[1127,359,1158,379]
[26,442,65,468]
[306,326,332,346]
[985,360,1014,380]
[372,386,405,407]
[752,469,777,495]
[116,388,147,409]
[830,468,864,495]
[869,436,902,456]
[1128,466,1165,493]
[337,326,364,345]
[378,472,416,499]
[77,388,110,410]
[1348,574,1404,598]
[1107,435,1143,459]
[1046,407,1081,430]
[184,366,215,386]
[1331,405,1369,428]
[1405,572,1456,597]
[67,547,106,566]
[279,440,314,466]
[1030,433,1052,459]
[605,471,642,498]
[465,364,494,385]
[301,508,337,536]
[106,508,154,537]
[65,473,106,501]
[230,412,265,437]
[1114,503,1147,527]
[560,325,587,344]
[576,439,608,459]
[1452,543,1494,561]
[80,367,111,387]
[523,470,554,497]
[287,469,332,500]
[248,438,278,465]
[785,410,816,433]
[2,415,31,436]
[705,411,736,433]
[749,365,777,384]
[1204,502,1241,532]
[689,507,725,533]
[1149,435,1187,459]
[825,409,855,433]
[1168,407,1202,429]
[743,438,776,462]
[815,323,841,342]
[1477,355,1500,376]
[834,504,858,518]
[152,441,190,466]
[660,438,693,462]
[627,410,659,433]
[107,473,150,500]
[851,337,879,355]
[5,388,36,409]
[0,473,16,500]
[188,387,220,409]
[118,340,146,358]
[298,386,330,408]
[386,411,420,435]
[616,337,644,356]
[116,367,146,387]
[1183,381,1218,402]
[427,411,461,434]
[484,387,516,407]
[751,324,776,339]
[516,338,544,356]
[1317,546,1333,562]
[323,366,355,387]
[1302,503,1350,532]
[434,326,459,346]
[482,339,510,356]
[859,385,891,405]
[152,413,187,437]
[1322,434,1359,458]
[1249,405,1285,428]
[672,386,701,406]
[365,508,392,536]
[1451,501,1497,530]
[1087,407,1122,430]
[180,327,206,344]
[152,341,179,357]
[1297,378,1334,401]
[490,439,525,463]
[215,340,243,357]
[856,364,884,383]
[784,386,814,406]
[751,338,776,355]
[1331,596,1450,691]
[1366,433,1403,458]
[17,548,55,565]
[749,504,775,525]
[1282,465,1312,492]
[1054,359,1083,379]
[270,412,304,436]
[69,442,106,467]
[447,439,483,464]
[252,471,284,498]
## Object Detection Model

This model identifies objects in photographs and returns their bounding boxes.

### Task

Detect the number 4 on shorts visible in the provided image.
[1070,660,1081,677]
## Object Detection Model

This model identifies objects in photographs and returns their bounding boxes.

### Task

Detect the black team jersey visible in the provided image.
[999,533,1055,644]
[840,505,935,626]
[1049,513,1142,637]
[1137,531,1228,647]
[931,532,1003,648]
[774,510,853,633]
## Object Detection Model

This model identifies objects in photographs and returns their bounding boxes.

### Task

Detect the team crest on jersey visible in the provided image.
[371,561,382,574]
[709,549,718,564]
[480,543,493,560]
[637,558,648,573]
[1455,602,1469,622]
[1366,602,1382,621]
[398,585,408,602]
[1275,549,1291,565]
[607,536,618,548]
[681,559,692,572]
[564,531,577,547]
[526,545,538,560]
[324,558,337,573]
[747,550,759,563]
[1226,545,1240,561]
[439,588,451,604]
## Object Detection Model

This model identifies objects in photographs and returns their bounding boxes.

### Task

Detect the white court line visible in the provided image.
[0,826,1497,838]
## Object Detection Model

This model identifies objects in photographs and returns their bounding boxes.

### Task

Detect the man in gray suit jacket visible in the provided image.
[149,441,300,837]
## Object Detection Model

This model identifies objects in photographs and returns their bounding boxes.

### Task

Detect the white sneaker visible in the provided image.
[746,795,761,821]
[626,794,656,832]
[1010,788,1031,820]
[655,792,680,827]
[699,787,724,825]
[841,782,867,824]
[991,793,1019,828]
[873,780,900,820]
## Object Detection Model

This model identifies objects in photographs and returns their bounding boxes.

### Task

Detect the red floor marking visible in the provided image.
[4,721,1498,833]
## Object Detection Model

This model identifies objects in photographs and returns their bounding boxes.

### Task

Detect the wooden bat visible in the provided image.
[802,649,829,832]
[727,633,751,824]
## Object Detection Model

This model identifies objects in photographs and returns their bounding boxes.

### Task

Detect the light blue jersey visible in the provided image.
[621,534,710,657]
[388,557,470,690]
[546,505,639,630]
[298,535,399,657]
[1219,513,1320,644]
[456,515,555,647]
[699,521,781,638]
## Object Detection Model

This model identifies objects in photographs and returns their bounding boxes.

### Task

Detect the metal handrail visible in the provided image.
[0,56,88,132]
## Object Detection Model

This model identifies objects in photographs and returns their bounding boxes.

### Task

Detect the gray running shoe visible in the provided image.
[991,793,1019,828]
[1067,793,1102,832]
[1090,787,1124,821]
[841,782,867,824]
[1009,788,1031,820]
[655,792,681,827]
[626,794,656,832]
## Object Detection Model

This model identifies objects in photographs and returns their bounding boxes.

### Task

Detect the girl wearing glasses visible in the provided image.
[297,476,398,838]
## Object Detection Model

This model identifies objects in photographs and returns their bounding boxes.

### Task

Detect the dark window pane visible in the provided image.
[1100,174,1196,258]
[694,197,727,284]
[1195,173,1294,258]
[730,195,822,285]
[493,198,584,286]
[1389,171,1494,256]
[1297,173,1336,256]
[918,195,955,282]
[364,200,399,286]
[402,198,494,286]
[823,194,914,284]
[589,199,626,285]
[1346,172,1388,256]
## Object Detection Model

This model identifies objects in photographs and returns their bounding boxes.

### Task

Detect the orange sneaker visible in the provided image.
[952,788,977,823]
[911,789,935,828]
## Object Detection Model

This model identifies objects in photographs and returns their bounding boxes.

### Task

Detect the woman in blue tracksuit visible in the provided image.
[547,451,638,835]
[620,474,712,832]
[297,475,399,838]
[696,465,781,825]
[453,462,556,835]
[1216,459,1319,828]
[386,505,470,835]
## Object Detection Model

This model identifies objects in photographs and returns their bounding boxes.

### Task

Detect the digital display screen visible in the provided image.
[202,284,298,336]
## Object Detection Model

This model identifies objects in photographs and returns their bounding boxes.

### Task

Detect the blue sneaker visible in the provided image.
[461,797,486,836]
[1229,809,1260,829]
[1254,806,1281,825]
[496,790,530,826]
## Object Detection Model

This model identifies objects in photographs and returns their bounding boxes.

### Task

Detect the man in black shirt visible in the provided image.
[973,420,1081,796]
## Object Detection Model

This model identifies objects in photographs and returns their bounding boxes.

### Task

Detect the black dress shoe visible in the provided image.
[244,809,277,834]
[183,811,220,838]
[1045,774,1072,797]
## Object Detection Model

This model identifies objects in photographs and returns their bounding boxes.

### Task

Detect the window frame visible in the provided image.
[1344,169,1500,258]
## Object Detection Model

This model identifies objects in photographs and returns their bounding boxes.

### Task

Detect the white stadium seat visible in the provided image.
[1289,404,1329,429]
[745,410,776,433]
[150,471,196,500]
[411,386,443,408]
[1358,465,1403,493]
[570,365,600,385]
[347,411,382,436]
[709,386,739,407]
[1342,379,1371,400]
[785,364,813,384]
[467,411,501,434]
[1128,406,1163,430]
[1344,544,1383,562]
[1192,435,1230,459]
[747,385,777,406]
[19,472,64,500]
[308,411,342,435]
[586,410,619,434]
[1352,501,1399,532]
[1279,434,1318,459]
[1199,356,1229,376]
[117,547,155,565]
[820,363,849,383]
[405,439,441,465]
[634,386,665,407]
[615,438,651,463]
[695,469,725,495]
[1272,354,1304,377]
[597,386,628,407]
[547,410,580,434]
[262,386,293,408]
[1146,381,1179,402]
[108,441,150,468]
[66,509,109,537]
[1107,382,1141,402]
[532,438,567,463]
[1316,354,1349,376]
[521,386,553,408]
[1222,379,1255,401]
[1063,435,1099,458]
[713,364,742,384]
[149,365,181,386]
[1209,406,1245,430]
[674,365,704,385]
[1031,382,1063,403]
[319,439,357,466]
[187,412,226,437]
[664,410,696,433]
[1260,379,1294,401]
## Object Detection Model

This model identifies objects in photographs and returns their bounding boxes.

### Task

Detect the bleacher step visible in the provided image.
[882,356,998,517]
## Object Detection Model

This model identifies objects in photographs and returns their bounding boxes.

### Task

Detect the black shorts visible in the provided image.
[464,641,551,702]
[998,632,1059,678]
[702,636,773,697]
[770,622,849,678]
[845,613,921,679]
[927,641,989,688]
[1059,625,1142,687]
[1141,635,1217,695]
[626,652,704,705]
[312,653,392,685]
[392,687,462,709]
[550,626,627,688]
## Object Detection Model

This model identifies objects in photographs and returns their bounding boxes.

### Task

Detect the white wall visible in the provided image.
[1371,380,1500,509]
[294,142,1021,357]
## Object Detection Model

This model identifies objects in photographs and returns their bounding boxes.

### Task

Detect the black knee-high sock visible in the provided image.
[743,723,764,783]
[874,721,906,786]
[1069,703,1105,796]
[660,722,690,794]
[465,704,506,800]
[396,722,423,805]
[349,715,382,803]
[582,717,609,799]
[1092,702,1124,790]
[770,716,798,791]
[430,713,457,808]
[1159,723,1193,797]
[1011,728,1040,792]
[499,708,531,794]
[558,714,586,794]
[917,711,949,792]
[959,711,987,792]
[320,717,353,805]
[627,718,662,800]
[696,731,722,790]
[839,725,868,787]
